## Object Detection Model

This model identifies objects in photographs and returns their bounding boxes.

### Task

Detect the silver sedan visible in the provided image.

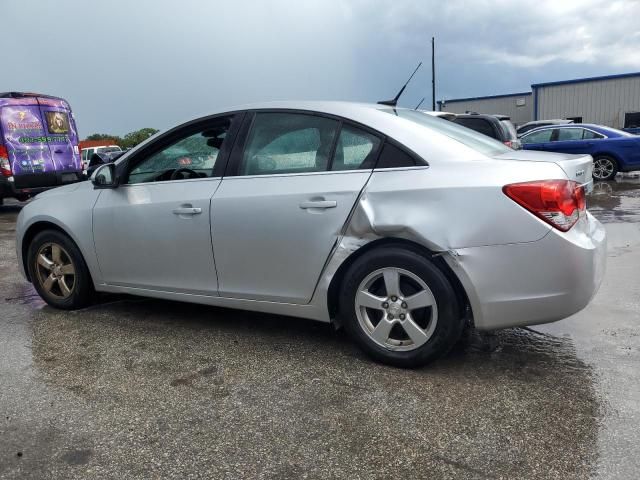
[15,102,606,367]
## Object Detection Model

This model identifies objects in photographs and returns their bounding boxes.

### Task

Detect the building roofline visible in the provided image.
[531,71,640,88]
[438,91,531,105]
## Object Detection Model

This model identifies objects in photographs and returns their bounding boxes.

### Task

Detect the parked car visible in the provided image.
[421,111,457,121]
[16,102,605,368]
[0,92,82,203]
[85,150,127,178]
[520,124,640,180]
[517,119,574,136]
[81,145,122,171]
[452,113,521,149]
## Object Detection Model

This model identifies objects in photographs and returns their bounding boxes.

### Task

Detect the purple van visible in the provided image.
[0,92,82,203]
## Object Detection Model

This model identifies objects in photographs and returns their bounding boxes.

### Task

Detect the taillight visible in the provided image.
[0,145,12,177]
[503,180,586,232]
[504,140,513,149]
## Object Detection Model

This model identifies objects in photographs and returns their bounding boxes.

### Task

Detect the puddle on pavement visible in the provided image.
[27,299,600,479]
[589,175,640,224]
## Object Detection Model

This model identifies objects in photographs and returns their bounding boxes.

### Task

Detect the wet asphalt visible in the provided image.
[1,176,639,479]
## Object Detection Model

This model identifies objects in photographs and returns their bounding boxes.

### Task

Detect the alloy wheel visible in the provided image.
[35,242,76,299]
[355,267,438,351]
[593,158,615,180]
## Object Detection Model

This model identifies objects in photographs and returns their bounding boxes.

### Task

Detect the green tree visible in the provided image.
[85,133,117,141]
[121,128,159,149]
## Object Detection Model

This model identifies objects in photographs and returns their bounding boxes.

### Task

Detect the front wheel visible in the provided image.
[27,230,94,309]
[592,156,618,181]
[338,247,464,368]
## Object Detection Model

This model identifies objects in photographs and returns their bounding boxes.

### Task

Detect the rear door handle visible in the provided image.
[299,200,337,209]
[172,207,202,215]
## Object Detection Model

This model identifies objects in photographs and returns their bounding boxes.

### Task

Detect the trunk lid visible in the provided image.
[493,149,593,192]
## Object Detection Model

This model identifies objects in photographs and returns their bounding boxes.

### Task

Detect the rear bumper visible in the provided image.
[446,212,606,330]
[0,171,82,199]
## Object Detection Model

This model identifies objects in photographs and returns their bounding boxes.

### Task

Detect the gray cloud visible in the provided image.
[4,0,639,136]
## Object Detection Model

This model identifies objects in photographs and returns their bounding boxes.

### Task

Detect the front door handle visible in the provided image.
[172,206,202,215]
[299,200,337,210]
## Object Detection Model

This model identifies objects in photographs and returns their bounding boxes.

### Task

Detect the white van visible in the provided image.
[81,145,121,171]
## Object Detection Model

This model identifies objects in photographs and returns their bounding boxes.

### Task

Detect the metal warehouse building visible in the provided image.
[439,72,640,128]
[438,92,532,125]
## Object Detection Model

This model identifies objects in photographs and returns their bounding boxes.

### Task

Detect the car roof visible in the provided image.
[452,113,498,120]
[530,123,606,131]
[521,119,571,125]
[0,91,67,101]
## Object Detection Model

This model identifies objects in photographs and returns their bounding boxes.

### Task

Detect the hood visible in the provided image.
[32,180,89,200]
[492,150,593,189]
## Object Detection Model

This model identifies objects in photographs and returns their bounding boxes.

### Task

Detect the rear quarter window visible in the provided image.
[375,142,420,169]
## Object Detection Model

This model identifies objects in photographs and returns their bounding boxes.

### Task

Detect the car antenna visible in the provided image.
[378,62,422,107]
[414,97,425,110]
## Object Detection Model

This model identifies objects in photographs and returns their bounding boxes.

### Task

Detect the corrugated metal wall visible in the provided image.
[442,95,532,125]
[536,77,640,128]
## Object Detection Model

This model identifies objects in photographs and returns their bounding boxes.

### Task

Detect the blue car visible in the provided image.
[520,124,640,180]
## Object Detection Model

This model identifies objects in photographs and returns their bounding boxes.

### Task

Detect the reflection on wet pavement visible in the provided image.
[589,174,640,224]
[14,299,600,479]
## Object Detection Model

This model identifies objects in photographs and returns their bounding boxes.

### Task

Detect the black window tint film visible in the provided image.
[375,142,418,169]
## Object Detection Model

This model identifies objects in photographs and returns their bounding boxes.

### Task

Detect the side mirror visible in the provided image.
[91,163,117,189]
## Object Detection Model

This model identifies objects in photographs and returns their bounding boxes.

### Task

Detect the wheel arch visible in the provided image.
[21,221,82,283]
[592,150,623,168]
[326,237,472,325]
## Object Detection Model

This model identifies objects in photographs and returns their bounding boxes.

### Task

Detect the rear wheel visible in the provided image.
[338,247,464,368]
[592,156,618,181]
[27,230,94,309]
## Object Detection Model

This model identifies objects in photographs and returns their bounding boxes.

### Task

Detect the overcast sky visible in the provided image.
[5,0,640,137]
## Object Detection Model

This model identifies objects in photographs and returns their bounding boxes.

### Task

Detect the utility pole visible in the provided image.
[431,37,436,110]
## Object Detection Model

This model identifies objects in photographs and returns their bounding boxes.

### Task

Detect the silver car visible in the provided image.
[15,102,606,367]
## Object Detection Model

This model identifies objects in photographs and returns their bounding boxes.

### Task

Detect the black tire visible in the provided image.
[27,229,94,309]
[338,247,464,368]
[592,155,618,181]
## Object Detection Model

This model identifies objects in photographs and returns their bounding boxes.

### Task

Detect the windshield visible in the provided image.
[97,146,122,153]
[383,109,512,156]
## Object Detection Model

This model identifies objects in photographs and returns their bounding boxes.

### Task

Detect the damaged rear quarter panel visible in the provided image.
[357,161,560,250]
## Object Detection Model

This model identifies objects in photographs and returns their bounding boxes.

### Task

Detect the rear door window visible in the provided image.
[239,113,338,176]
[39,103,81,173]
[556,128,584,141]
